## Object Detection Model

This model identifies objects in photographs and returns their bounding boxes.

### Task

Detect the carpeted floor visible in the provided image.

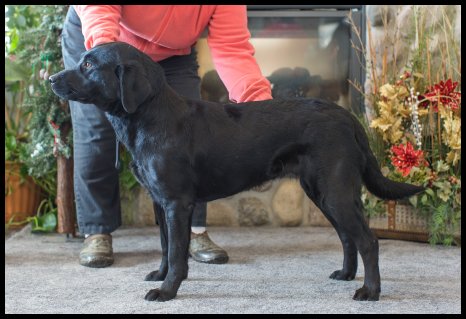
[5,225,461,314]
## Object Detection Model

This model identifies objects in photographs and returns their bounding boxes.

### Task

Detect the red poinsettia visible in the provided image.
[418,79,461,112]
[391,142,426,177]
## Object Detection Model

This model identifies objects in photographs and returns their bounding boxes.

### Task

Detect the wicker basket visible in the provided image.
[368,200,430,242]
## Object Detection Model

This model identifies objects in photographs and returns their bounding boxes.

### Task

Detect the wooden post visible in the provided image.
[56,121,76,235]
[387,200,396,231]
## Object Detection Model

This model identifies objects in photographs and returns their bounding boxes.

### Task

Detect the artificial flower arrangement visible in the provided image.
[362,71,461,245]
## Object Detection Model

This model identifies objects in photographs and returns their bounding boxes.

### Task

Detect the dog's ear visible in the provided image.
[116,62,152,114]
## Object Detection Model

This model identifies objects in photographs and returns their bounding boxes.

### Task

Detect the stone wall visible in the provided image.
[122,178,331,227]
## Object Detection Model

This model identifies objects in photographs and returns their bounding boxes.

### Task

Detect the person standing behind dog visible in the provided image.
[62,5,273,268]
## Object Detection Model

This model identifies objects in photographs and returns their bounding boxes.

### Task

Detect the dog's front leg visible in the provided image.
[144,202,169,281]
[145,200,193,302]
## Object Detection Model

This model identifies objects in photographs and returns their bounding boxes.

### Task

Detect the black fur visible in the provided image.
[50,42,423,302]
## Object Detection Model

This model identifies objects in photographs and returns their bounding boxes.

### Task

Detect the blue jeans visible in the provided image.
[61,6,206,234]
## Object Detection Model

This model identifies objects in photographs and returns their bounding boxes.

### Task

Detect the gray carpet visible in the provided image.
[5,225,461,314]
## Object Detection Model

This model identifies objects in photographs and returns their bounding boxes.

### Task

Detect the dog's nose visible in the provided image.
[48,74,57,84]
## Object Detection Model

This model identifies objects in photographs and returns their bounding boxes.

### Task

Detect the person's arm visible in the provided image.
[74,5,122,49]
[207,6,272,103]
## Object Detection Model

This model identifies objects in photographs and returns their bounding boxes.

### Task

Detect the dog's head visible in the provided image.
[50,42,158,114]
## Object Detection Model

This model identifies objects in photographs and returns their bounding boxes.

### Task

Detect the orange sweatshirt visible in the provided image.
[74,5,272,102]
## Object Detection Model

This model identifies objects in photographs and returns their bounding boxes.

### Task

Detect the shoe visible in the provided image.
[189,231,229,264]
[79,234,114,268]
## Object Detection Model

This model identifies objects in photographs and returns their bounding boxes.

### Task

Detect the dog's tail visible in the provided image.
[353,117,425,200]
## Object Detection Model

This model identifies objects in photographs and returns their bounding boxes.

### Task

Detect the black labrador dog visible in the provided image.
[50,42,423,302]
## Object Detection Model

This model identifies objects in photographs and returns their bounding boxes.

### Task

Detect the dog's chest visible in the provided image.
[105,113,145,152]
[130,159,168,201]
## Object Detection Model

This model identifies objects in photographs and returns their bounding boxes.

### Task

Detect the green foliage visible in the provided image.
[29,199,58,233]
[5,5,71,210]
[5,57,32,160]
[5,5,69,228]
[21,81,72,178]
[5,57,32,183]
[15,5,71,180]
[362,160,461,246]
[119,147,140,196]
[361,186,386,218]
[416,174,461,246]
[6,198,57,233]
[5,5,41,55]
[5,130,28,178]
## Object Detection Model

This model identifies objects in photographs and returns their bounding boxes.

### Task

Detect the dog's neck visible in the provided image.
[105,79,188,156]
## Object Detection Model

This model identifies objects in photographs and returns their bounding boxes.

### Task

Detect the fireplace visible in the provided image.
[196,5,366,114]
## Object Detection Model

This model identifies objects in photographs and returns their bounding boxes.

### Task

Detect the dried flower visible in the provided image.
[441,110,461,166]
[370,83,410,144]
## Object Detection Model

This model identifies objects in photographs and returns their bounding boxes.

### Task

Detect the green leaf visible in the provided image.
[41,211,57,232]
[17,15,26,27]
[421,194,428,205]
[433,210,443,226]
[425,188,435,198]
[5,133,17,151]
[30,211,57,233]
[434,160,450,173]
[437,192,451,202]
[408,195,418,208]
[433,181,452,202]
[7,31,19,53]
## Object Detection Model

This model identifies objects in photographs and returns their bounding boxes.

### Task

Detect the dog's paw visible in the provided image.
[145,288,160,301]
[329,269,355,281]
[144,270,166,281]
[144,288,176,302]
[352,285,380,301]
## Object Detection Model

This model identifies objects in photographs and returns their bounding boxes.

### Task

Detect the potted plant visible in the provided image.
[5,5,58,232]
[5,57,43,227]
[362,74,461,245]
[353,6,461,245]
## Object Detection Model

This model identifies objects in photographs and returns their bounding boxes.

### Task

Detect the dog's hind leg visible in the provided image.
[300,177,358,281]
[321,181,380,301]
[300,158,380,301]
[145,202,169,282]
[336,205,380,301]
[145,200,193,302]
[328,228,358,281]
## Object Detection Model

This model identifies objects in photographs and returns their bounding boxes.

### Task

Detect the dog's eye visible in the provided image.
[83,62,92,69]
